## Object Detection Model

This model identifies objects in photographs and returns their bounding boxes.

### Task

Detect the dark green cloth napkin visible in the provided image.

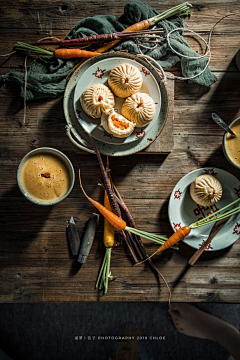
[2,0,217,101]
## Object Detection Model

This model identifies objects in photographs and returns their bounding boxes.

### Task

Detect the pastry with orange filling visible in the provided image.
[101,109,135,138]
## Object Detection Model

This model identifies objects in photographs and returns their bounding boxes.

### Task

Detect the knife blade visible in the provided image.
[66,216,81,256]
[188,215,231,265]
[78,213,99,264]
[211,113,236,137]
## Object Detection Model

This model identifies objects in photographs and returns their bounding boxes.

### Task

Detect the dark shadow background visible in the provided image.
[0,303,239,360]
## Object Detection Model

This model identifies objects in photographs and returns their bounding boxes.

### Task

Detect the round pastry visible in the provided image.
[190,174,223,207]
[101,109,135,138]
[108,63,143,98]
[80,83,115,118]
[122,93,156,127]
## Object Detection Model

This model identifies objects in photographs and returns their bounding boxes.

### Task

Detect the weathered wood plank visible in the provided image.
[1,1,240,33]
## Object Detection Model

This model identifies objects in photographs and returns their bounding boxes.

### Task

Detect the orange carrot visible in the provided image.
[155,226,190,253]
[95,20,149,54]
[54,48,100,59]
[136,226,191,265]
[103,191,115,246]
[79,170,126,231]
[103,158,115,248]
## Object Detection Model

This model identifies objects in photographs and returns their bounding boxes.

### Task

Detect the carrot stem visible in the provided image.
[96,247,112,294]
[148,2,192,26]
[15,42,53,56]
[190,198,240,229]
[149,2,192,25]
[101,259,107,290]
[96,253,107,289]
[191,206,240,229]
[105,248,111,294]
[125,226,168,241]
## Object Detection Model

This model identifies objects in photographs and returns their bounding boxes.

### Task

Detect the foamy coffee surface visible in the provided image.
[20,153,70,202]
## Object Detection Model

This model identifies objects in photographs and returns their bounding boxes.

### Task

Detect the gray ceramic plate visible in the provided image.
[63,52,169,156]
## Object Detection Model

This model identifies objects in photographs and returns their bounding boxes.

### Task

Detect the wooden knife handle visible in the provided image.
[188,216,231,266]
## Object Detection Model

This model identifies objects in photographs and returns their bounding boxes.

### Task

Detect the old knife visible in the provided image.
[211,113,236,137]
[188,215,231,265]
[66,216,81,256]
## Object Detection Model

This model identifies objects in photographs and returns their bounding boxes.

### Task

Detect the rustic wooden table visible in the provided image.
[0,1,240,303]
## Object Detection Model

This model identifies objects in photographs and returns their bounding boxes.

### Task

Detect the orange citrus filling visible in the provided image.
[111,115,129,130]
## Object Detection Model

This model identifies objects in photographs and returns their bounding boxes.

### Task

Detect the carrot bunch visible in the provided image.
[83,133,176,301]
[67,2,192,76]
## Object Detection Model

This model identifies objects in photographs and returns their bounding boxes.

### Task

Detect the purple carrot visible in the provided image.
[29,29,163,46]
[86,132,121,217]
[86,132,138,262]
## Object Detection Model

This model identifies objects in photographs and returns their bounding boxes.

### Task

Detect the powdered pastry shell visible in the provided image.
[122,93,156,127]
[80,83,115,118]
[108,63,143,98]
[190,174,223,207]
[101,109,135,138]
